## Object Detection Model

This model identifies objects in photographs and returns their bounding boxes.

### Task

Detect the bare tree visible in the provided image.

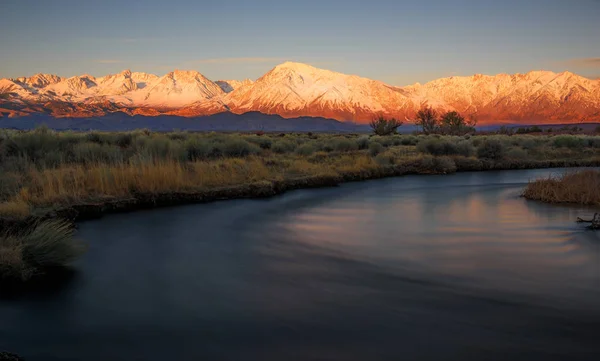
[415,105,438,134]
[369,116,403,135]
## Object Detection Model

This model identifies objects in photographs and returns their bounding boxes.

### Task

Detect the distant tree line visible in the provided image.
[498,124,587,135]
[369,106,476,136]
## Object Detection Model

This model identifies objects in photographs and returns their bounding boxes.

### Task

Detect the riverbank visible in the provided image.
[2,129,600,281]
[3,158,600,228]
[523,170,600,205]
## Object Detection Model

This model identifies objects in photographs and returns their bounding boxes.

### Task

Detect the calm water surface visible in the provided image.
[1,169,600,361]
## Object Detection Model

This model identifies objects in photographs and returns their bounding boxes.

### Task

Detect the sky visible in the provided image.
[1,0,599,86]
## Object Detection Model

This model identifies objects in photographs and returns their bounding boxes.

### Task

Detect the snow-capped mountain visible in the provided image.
[218,62,416,122]
[216,79,254,93]
[1,62,599,124]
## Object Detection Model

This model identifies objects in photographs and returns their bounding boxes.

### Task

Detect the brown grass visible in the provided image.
[0,235,30,280]
[522,170,600,205]
[0,219,85,281]
[0,199,31,219]
[2,156,352,211]
[18,158,277,207]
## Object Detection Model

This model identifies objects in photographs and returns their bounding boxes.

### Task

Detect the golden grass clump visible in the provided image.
[0,220,85,281]
[522,170,600,205]
[0,199,31,219]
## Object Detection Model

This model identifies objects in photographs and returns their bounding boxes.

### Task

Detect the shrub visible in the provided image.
[4,131,61,163]
[477,139,505,160]
[333,138,359,152]
[419,155,457,173]
[73,143,123,164]
[416,138,458,156]
[295,143,316,156]
[144,136,175,160]
[57,131,83,151]
[370,135,393,147]
[85,132,103,144]
[518,137,537,150]
[586,137,600,148]
[369,142,384,156]
[553,135,583,149]
[506,147,528,159]
[391,136,403,146]
[400,136,419,146]
[184,138,213,160]
[41,150,65,168]
[308,151,329,163]
[167,132,188,141]
[246,136,272,150]
[455,140,476,157]
[272,140,296,154]
[375,153,394,165]
[356,135,370,150]
[453,156,483,171]
[222,138,260,157]
[115,133,133,148]
[434,156,457,173]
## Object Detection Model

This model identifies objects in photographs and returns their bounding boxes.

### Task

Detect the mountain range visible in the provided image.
[1,62,599,125]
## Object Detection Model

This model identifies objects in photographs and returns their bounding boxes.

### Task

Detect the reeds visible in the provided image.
[522,170,600,205]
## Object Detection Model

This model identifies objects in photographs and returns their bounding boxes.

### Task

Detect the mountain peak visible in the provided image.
[274,61,317,71]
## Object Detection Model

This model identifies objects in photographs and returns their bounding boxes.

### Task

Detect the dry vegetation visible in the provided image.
[2,126,600,280]
[0,220,85,281]
[1,127,600,220]
[523,170,600,205]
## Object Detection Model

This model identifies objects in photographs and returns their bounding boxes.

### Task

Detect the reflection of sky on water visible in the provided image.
[2,168,599,361]
[265,170,600,307]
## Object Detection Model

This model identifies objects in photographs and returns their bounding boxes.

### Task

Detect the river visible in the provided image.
[1,169,599,361]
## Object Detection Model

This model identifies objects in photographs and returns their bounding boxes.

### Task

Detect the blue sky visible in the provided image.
[1,0,599,85]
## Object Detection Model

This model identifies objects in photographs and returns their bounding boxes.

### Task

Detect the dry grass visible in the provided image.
[4,154,395,211]
[0,235,30,280]
[1,219,85,281]
[0,199,31,219]
[18,158,278,207]
[522,170,600,205]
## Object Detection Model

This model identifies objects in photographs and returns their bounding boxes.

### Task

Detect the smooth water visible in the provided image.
[1,169,600,361]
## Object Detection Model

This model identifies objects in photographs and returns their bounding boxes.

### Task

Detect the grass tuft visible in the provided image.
[1,220,85,281]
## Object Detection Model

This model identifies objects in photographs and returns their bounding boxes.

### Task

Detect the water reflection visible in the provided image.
[1,169,600,361]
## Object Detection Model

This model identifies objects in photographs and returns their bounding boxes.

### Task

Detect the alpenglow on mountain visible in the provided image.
[1,62,599,124]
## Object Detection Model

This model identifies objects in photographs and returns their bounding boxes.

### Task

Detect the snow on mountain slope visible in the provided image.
[135,70,224,107]
[216,79,254,93]
[223,62,416,121]
[14,73,63,88]
[1,62,599,123]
